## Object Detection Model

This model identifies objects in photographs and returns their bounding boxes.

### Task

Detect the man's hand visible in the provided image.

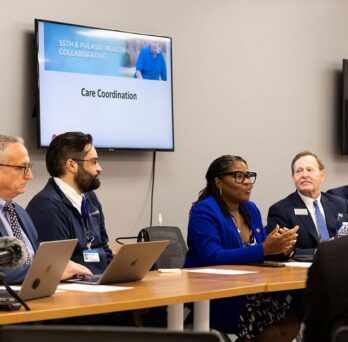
[61,260,92,280]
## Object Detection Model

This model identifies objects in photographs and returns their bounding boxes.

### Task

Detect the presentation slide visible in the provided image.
[36,20,173,150]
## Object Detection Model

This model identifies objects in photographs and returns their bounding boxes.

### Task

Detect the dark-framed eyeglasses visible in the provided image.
[221,171,257,184]
[72,158,99,166]
[0,162,33,176]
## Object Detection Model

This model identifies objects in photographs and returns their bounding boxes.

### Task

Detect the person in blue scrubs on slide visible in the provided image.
[134,42,167,81]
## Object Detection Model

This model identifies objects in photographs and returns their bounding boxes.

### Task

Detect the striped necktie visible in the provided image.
[4,202,32,265]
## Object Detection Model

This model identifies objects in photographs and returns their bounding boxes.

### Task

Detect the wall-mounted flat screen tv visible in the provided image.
[35,19,174,151]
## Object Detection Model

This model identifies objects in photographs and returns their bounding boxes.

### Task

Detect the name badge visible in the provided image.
[83,249,100,262]
[294,208,308,216]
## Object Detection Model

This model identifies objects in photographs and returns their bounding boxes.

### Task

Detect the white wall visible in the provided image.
[1,0,348,242]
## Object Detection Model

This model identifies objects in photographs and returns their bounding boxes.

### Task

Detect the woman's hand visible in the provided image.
[263,225,299,256]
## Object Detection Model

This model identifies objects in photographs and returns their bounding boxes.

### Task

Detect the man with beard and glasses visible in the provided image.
[27,133,136,325]
[27,132,112,275]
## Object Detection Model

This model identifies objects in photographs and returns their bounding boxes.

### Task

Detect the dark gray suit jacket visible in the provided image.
[266,191,348,255]
[304,237,348,341]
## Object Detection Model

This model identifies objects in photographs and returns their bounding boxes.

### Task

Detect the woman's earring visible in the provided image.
[219,188,223,196]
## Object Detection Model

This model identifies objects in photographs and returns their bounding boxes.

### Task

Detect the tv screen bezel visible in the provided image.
[34,19,174,152]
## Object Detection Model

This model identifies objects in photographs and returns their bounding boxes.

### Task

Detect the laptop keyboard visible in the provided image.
[82,274,101,282]
[0,289,19,300]
[64,274,101,283]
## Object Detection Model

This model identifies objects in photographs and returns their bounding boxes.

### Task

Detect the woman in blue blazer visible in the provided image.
[185,155,300,341]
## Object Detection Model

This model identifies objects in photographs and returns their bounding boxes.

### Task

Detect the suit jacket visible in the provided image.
[26,178,113,275]
[184,196,268,334]
[266,191,348,256]
[304,237,348,342]
[327,185,348,201]
[0,203,38,284]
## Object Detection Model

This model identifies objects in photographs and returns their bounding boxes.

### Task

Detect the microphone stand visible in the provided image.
[0,272,30,311]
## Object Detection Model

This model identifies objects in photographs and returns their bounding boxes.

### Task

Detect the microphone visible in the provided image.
[0,237,28,268]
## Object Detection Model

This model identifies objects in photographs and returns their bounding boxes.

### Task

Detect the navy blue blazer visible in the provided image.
[0,203,38,284]
[327,185,348,201]
[26,178,113,275]
[185,196,268,334]
[266,191,348,255]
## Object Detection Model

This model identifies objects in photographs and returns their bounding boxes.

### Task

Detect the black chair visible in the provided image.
[0,325,220,342]
[331,323,348,342]
[137,226,187,269]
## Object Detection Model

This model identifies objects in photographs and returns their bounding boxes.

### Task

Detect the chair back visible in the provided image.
[137,226,187,269]
[331,323,348,342]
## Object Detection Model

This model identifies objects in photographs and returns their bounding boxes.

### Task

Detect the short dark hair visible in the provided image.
[46,132,93,177]
[291,150,324,175]
[194,155,247,216]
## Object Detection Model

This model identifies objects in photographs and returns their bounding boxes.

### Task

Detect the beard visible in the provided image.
[75,167,100,193]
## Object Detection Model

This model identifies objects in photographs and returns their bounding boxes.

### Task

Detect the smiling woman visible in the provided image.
[184,155,300,341]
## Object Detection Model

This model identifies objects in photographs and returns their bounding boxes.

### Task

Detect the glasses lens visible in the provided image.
[247,172,256,184]
[234,171,245,183]
[24,163,33,175]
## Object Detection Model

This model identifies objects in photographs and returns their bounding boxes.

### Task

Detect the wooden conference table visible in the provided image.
[0,264,309,331]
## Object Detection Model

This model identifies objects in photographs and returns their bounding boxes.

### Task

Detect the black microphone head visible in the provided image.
[0,237,28,268]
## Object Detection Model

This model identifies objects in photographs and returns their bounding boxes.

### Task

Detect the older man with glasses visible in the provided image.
[0,134,90,284]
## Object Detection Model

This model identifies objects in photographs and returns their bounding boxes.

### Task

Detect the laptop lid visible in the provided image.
[19,239,77,300]
[78,240,169,285]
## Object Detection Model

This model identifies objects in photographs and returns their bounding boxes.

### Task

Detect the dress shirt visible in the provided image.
[53,177,83,214]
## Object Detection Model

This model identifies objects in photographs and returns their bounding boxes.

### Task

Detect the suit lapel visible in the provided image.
[14,208,37,252]
[321,194,338,237]
[0,216,9,238]
[290,192,320,243]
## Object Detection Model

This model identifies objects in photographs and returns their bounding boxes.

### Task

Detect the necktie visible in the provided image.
[81,196,89,228]
[313,200,330,241]
[4,202,32,265]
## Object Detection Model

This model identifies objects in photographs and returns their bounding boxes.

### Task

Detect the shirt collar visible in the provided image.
[297,191,321,207]
[53,177,83,214]
[0,197,16,213]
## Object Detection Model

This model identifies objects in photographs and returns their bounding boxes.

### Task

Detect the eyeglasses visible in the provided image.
[72,158,99,165]
[0,162,33,176]
[221,171,257,184]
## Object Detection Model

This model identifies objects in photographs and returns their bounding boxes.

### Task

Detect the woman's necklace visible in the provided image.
[230,211,241,234]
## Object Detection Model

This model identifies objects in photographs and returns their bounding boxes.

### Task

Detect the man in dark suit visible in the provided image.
[266,151,348,256]
[327,185,348,201]
[303,236,348,342]
[0,134,90,284]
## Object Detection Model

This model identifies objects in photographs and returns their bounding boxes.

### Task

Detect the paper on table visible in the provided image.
[58,284,132,292]
[0,285,20,291]
[285,262,312,268]
[158,268,182,273]
[185,268,258,275]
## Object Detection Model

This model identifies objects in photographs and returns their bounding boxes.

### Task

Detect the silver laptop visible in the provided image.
[17,239,77,300]
[72,240,169,285]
